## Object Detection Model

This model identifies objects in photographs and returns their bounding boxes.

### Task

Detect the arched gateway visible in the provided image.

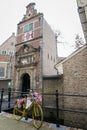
[21,73,30,93]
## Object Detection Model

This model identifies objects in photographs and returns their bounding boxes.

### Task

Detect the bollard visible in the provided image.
[55,90,59,127]
[0,88,4,113]
[8,88,11,108]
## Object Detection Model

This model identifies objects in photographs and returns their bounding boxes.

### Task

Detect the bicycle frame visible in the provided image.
[13,90,43,129]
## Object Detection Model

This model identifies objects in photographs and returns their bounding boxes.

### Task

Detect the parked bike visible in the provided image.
[13,89,43,129]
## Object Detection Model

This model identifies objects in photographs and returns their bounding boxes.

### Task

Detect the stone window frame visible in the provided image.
[2,50,6,55]
[0,67,5,78]
[9,51,14,56]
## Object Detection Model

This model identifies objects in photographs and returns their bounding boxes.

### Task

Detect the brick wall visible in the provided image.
[63,46,87,95]
[63,45,87,128]
[42,75,64,120]
[0,79,11,90]
[43,75,64,108]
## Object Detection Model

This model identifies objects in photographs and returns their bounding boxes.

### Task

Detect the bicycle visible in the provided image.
[13,90,43,129]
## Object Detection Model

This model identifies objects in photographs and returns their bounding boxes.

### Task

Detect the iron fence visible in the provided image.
[0,88,87,128]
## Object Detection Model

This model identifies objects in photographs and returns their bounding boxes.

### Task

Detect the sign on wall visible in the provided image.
[23,31,33,42]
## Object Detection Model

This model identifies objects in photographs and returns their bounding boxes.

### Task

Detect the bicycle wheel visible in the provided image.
[32,104,43,129]
[13,105,25,121]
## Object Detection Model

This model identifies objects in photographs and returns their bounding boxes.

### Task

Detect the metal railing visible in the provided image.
[42,90,87,128]
[0,88,29,112]
[0,88,87,128]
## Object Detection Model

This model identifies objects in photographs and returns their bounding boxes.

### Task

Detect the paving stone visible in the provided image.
[0,112,83,130]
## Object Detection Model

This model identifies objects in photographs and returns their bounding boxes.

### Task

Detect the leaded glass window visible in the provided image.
[0,67,5,77]
[9,51,13,56]
[29,23,33,31]
[24,25,29,33]
[24,23,33,33]
[2,50,6,55]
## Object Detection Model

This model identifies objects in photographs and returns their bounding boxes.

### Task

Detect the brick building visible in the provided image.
[14,3,57,93]
[63,44,87,127]
[55,44,87,128]
[59,1,87,128]
[0,33,16,89]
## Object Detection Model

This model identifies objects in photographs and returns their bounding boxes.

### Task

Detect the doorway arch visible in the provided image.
[21,73,30,93]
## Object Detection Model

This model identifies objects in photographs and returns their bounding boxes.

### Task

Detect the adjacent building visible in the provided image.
[63,44,87,127]
[55,1,87,125]
[54,43,87,128]
[0,33,16,89]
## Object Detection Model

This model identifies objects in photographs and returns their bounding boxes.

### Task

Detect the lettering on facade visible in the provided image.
[23,31,33,42]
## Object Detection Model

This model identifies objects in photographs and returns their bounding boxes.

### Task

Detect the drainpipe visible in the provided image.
[40,14,44,107]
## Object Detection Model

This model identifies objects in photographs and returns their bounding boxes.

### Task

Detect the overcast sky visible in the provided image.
[0,0,85,56]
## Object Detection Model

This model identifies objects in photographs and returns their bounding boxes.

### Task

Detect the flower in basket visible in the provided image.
[31,92,42,104]
[14,98,26,108]
[36,93,42,104]
[14,99,17,104]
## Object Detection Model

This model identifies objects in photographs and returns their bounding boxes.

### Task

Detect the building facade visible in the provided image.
[54,44,87,128]
[63,44,87,127]
[14,3,57,93]
[0,33,16,89]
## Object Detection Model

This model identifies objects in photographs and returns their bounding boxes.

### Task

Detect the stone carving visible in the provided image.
[21,58,28,64]
[16,44,38,56]
[24,46,29,53]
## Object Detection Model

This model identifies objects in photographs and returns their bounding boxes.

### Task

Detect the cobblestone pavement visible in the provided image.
[0,112,83,130]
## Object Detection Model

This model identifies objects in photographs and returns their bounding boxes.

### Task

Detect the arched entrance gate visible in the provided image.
[21,73,30,93]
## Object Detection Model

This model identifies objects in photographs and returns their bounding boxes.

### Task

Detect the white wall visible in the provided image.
[42,19,57,75]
